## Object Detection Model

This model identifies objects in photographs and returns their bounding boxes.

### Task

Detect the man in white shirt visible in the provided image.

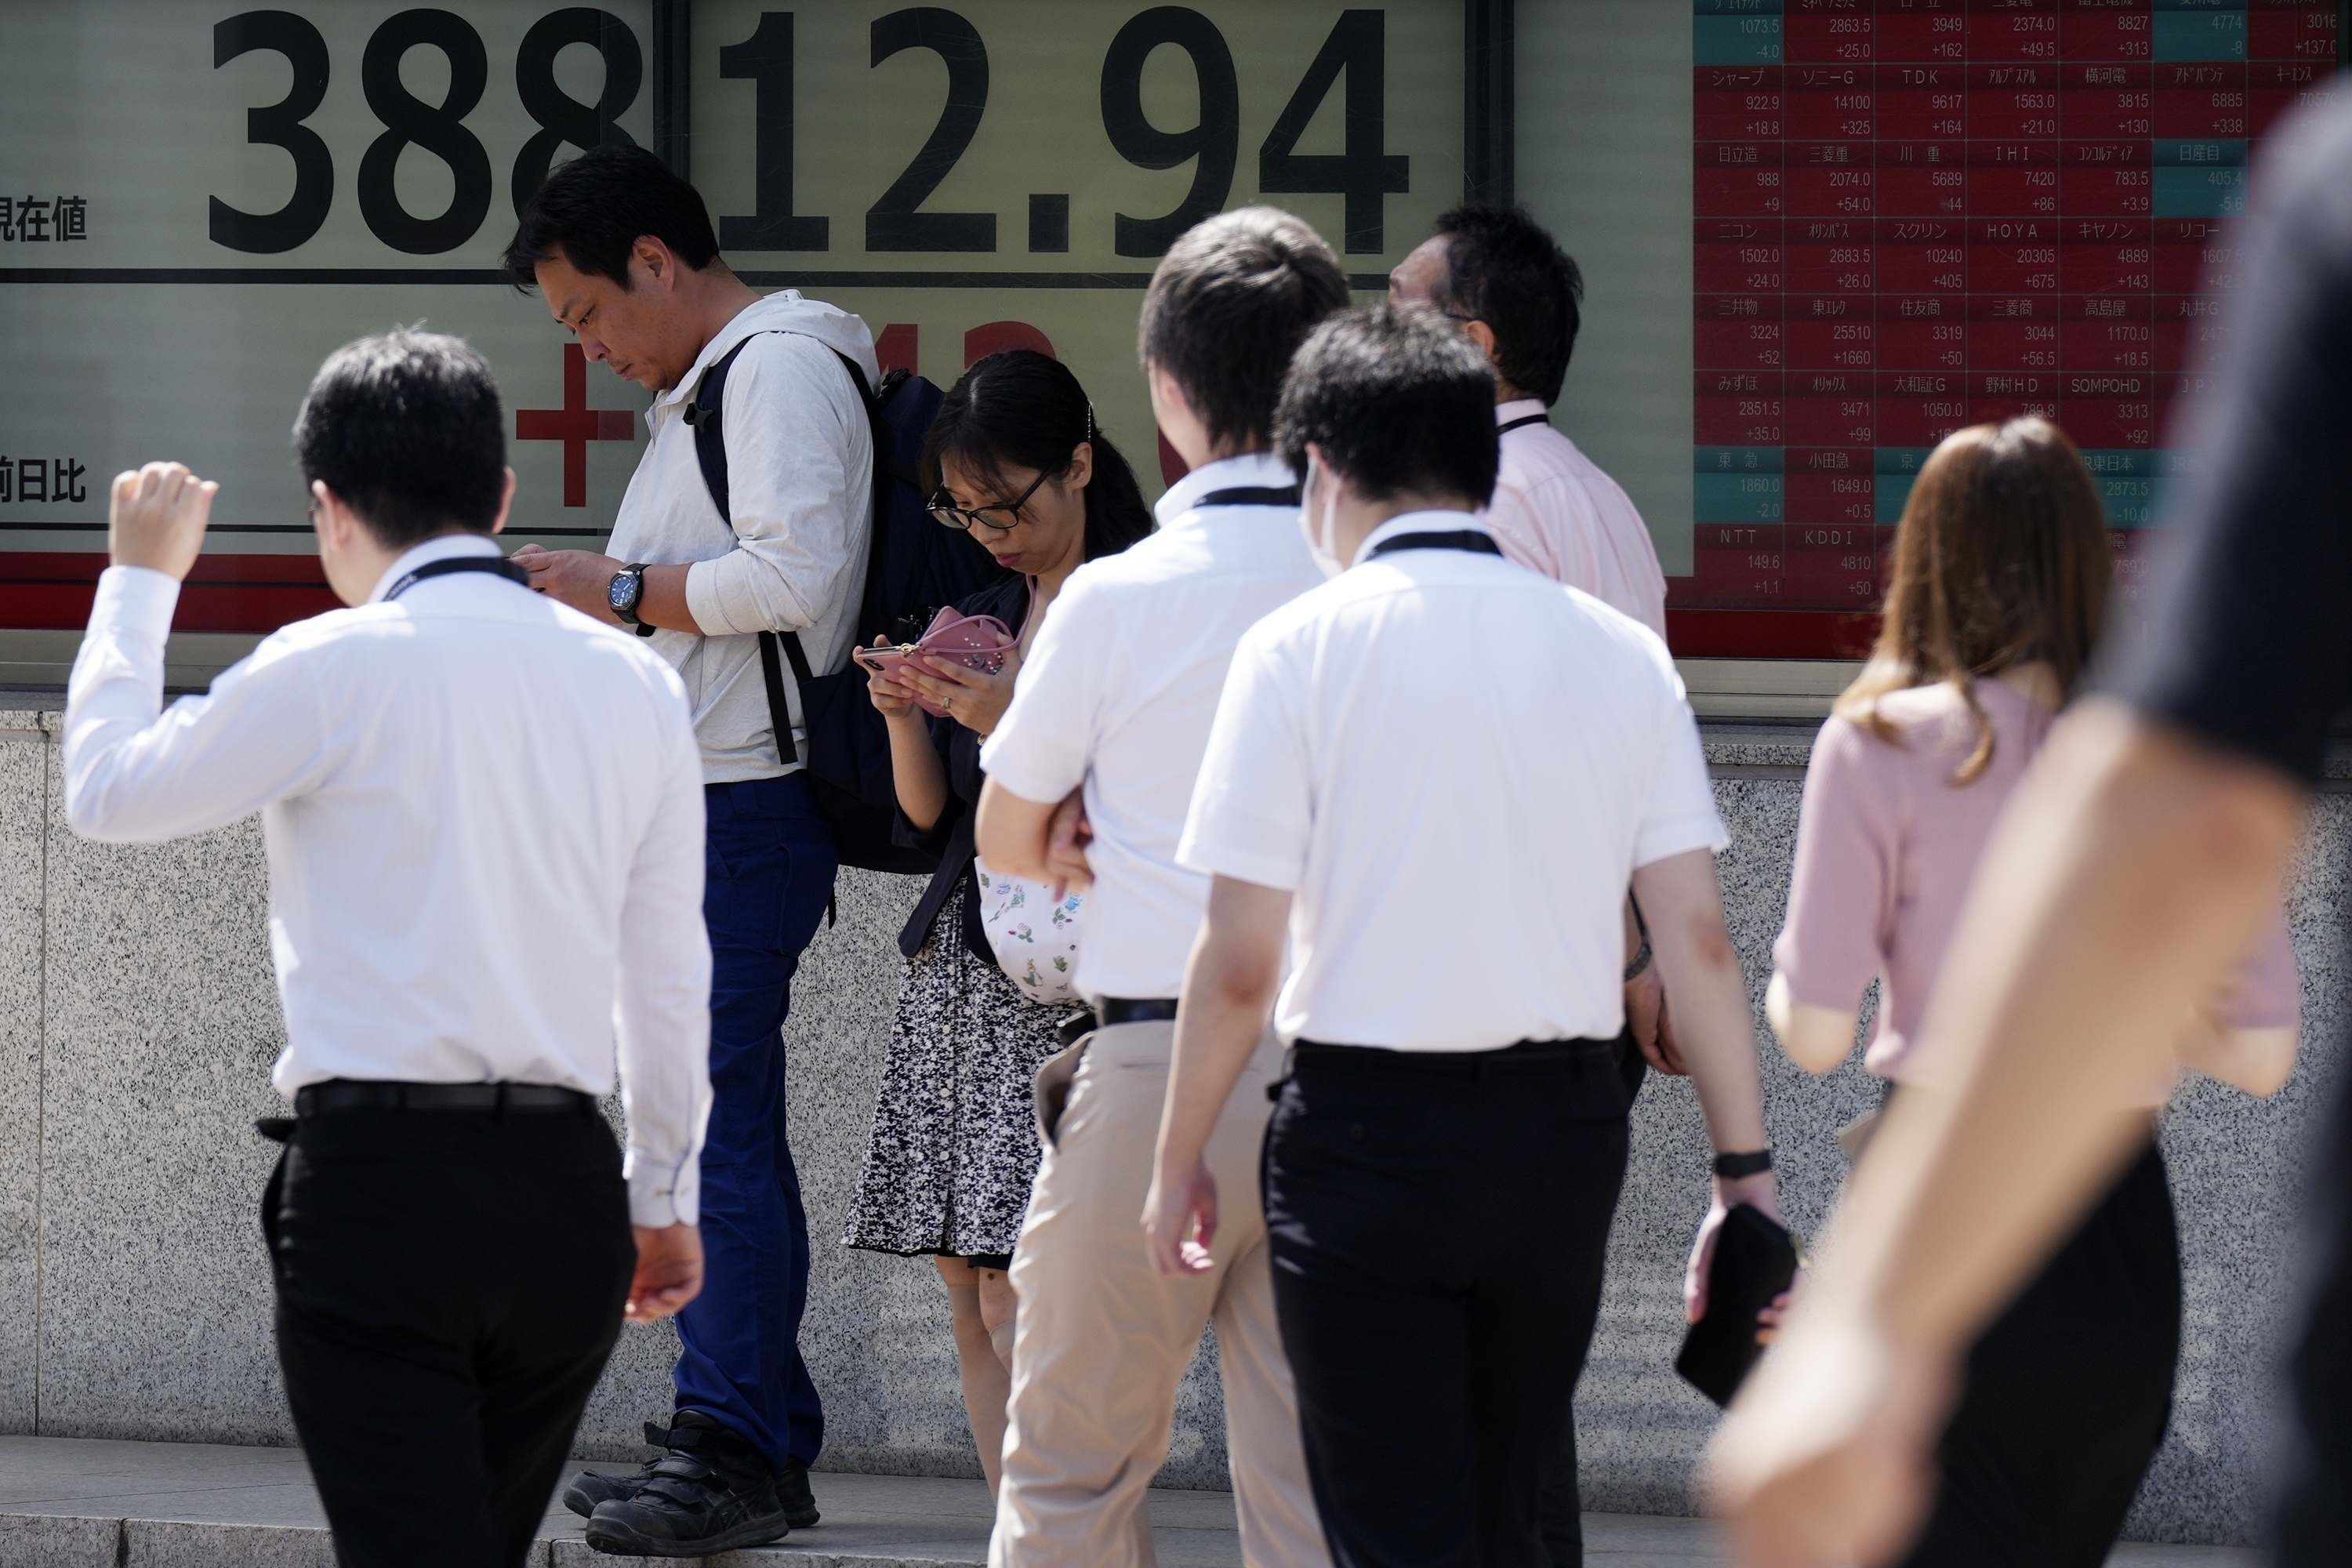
[970,208,1349,1568]
[1388,203,1668,638]
[499,146,877,1554]
[1392,208,1680,1566]
[61,330,710,1568]
[1142,305,1781,1568]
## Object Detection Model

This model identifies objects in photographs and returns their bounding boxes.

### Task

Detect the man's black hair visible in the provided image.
[502,143,720,289]
[293,328,506,550]
[1431,202,1584,405]
[1275,303,1500,507]
[1138,207,1351,452]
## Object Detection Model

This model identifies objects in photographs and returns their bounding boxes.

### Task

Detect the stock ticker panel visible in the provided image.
[1683,0,2336,637]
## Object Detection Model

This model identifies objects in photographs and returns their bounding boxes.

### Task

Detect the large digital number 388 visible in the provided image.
[209,6,641,256]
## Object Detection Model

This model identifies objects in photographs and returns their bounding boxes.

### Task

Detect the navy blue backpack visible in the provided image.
[684,335,1009,875]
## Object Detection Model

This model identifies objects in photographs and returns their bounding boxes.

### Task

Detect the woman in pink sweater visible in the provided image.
[1769,417,2298,1567]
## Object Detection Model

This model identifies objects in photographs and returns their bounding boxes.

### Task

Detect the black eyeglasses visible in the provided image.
[928,467,1052,533]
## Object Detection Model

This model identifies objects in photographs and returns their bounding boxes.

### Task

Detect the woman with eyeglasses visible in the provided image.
[843,348,1153,1497]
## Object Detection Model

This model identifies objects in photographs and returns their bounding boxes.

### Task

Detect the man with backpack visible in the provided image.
[503,144,905,1558]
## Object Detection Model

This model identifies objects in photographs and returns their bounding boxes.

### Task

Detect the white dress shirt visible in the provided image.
[1178,513,1726,1051]
[63,534,713,1228]
[981,452,1323,1002]
[1481,401,1669,639]
[611,289,880,784]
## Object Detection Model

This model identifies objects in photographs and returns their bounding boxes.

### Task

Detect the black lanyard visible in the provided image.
[1196,485,1301,507]
[1497,412,1550,436]
[383,555,532,603]
[1367,529,1503,561]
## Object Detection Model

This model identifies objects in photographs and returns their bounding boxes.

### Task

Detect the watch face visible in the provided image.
[608,572,637,614]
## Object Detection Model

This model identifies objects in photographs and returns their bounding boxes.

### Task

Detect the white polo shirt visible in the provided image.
[1178,513,1726,1051]
[981,452,1323,1002]
[1482,400,1669,639]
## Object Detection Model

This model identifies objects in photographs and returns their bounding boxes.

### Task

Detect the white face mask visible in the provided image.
[1299,455,1346,579]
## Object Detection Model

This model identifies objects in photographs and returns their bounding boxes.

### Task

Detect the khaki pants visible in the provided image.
[989,1020,1329,1568]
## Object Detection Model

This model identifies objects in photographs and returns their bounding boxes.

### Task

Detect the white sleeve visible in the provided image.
[683,332,875,640]
[63,567,333,841]
[980,573,1107,806]
[1632,646,1731,869]
[612,667,713,1229]
[1176,626,1313,891]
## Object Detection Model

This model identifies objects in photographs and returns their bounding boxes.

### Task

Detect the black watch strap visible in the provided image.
[1712,1148,1773,1180]
[612,562,649,626]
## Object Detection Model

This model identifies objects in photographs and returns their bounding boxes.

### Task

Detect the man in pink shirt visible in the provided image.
[1392,203,1682,1568]
[1389,204,1668,639]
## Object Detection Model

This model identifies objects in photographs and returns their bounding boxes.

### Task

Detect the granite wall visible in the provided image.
[1,708,2339,1546]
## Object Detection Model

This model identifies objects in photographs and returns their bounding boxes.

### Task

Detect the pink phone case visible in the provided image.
[857,606,1014,717]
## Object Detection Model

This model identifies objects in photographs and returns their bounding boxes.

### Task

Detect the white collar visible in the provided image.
[366,532,504,604]
[1154,451,1299,528]
[1352,510,1490,570]
[1497,397,1548,426]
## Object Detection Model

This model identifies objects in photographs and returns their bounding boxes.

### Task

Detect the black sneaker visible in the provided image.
[561,1421,684,1517]
[775,1454,822,1530]
[582,1413,791,1557]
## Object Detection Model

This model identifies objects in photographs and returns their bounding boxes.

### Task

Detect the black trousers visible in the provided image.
[263,1104,636,1568]
[1900,1140,2180,1568]
[1538,1041,1648,1568]
[1264,1040,1631,1568]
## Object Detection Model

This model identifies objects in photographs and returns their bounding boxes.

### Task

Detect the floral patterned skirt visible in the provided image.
[843,878,1070,1261]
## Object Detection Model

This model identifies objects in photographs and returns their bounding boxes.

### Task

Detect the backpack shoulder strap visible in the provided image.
[688,333,886,768]
[681,337,755,526]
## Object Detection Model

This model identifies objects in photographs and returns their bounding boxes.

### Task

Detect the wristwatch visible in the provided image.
[608,562,650,628]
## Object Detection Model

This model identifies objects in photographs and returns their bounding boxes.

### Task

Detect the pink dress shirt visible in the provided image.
[1774,678,2298,1098]
[1479,399,1669,639]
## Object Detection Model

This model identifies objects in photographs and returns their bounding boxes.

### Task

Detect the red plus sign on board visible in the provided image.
[516,343,637,506]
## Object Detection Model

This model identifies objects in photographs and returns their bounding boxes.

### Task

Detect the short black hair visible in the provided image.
[293,328,506,549]
[1275,303,1499,506]
[1431,203,1583,405]
[502,143,720,289]
[1138,207,1351,451]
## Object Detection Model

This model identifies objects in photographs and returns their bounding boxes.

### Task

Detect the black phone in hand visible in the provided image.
[1675,1203,1801,1407]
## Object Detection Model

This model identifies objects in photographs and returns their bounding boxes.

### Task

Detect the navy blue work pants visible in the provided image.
[672,771,838,1471]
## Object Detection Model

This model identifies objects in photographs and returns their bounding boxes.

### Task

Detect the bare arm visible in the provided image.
[1766,971,1862,1076]
[2174,1014,2296,1098]
[975,777,1058,883]
[1707,700,2303,1568]
[1633,848,1773,1158]
[1631,847,1783,1319]
[1143,875,1291,1276]
[866,648,949,832]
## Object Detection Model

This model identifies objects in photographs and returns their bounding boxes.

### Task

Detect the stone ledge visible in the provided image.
[0,1436,2265,1568]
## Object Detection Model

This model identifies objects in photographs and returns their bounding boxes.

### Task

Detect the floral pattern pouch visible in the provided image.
[972,855,1085,1005]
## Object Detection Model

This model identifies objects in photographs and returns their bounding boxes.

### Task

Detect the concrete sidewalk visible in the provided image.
[0,1435,2259,1566]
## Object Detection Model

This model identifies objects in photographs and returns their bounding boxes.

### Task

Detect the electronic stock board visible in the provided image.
[1678,0,2337,658]
[0,2,1467,682]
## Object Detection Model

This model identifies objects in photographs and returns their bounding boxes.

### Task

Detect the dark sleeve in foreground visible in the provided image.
[2110,95,2352,787]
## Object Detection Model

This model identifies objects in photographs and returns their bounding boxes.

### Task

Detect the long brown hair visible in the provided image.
[1835,417,2111,783]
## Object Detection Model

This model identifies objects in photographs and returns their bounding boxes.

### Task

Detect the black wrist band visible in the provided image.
[1712,1148,1772,1179]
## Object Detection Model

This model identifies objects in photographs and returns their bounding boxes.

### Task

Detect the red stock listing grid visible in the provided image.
[1679,0,2336,659]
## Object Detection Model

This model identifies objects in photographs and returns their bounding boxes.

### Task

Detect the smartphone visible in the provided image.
[854,644,1007,682]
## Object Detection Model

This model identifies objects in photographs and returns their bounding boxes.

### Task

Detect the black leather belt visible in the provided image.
[294,1080,596,1117]
[1097,996,1181,1027]
[1292,1036,1618,1073]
